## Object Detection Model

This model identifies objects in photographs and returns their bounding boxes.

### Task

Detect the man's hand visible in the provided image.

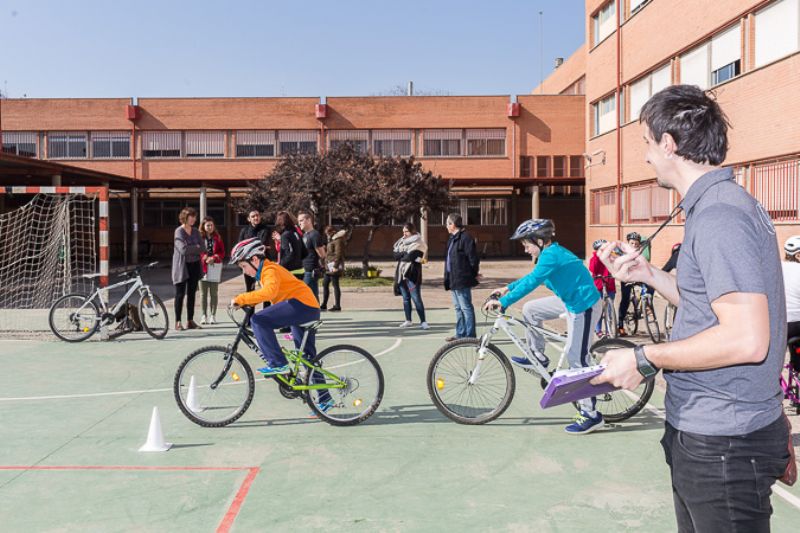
[590,348,644,391]
[483,299,503,313]
[598,241,653,285]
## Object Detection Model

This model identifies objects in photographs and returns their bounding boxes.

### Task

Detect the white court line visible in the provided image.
[623,390,800,512]
[0,338,403,403]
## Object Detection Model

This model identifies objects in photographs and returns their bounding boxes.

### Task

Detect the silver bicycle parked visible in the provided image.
[48,262,169,342]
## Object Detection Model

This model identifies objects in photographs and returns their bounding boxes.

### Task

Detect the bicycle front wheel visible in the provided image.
[603,297,618,338]
[427,338,515,425]
[663,304,676,340]
[588,337,654,422]
[306,345,384,426]
[139,292,169,339]
[174,346,255,427]
[48,293,99,342]
[644,298,661,343]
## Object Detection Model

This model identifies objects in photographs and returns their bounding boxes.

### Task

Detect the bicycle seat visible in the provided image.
[298,320,323,331]
[81,273,102,279]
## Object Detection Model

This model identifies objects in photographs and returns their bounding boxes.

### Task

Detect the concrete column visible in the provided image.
[52,174,62,186]
[419,206,429,261]
[199,186,207,221]
[224,189,233,247]
[531,185,540,219]
[131,187,139,264]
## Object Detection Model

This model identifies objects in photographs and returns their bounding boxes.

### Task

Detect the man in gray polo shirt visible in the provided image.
[595,85,790,531]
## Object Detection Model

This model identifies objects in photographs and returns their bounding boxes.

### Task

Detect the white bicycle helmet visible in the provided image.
[785,236,800,257]
[229,237,266,264]
[592,239,608,251]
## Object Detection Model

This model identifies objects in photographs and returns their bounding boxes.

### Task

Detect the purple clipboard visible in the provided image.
[539,365,619,409]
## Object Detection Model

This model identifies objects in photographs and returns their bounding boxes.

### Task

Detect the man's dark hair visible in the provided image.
[446,213,463,228]
[639,84,731,166]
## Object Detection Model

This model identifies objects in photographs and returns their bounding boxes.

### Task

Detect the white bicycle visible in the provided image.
[48,262,168,342]
[427,297,654,425]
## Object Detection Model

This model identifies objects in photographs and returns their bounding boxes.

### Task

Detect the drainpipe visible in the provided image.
[615,0,623,241]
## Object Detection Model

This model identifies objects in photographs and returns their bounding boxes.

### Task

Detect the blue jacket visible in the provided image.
[499,242,599,314]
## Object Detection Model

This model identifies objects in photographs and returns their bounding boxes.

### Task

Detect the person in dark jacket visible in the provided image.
[443,213,480,340]
[393,222,429,330]
[274,211,304,273]
[238,210,270,292]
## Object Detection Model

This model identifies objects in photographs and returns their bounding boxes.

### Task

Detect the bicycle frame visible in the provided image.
[73,274,153,323]
[215,309,346,392]
[476,313,568,387]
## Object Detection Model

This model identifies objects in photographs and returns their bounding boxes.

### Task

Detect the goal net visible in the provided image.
[0,193,99,335]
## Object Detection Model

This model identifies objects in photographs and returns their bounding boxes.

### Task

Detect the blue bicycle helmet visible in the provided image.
[510,219,555,242]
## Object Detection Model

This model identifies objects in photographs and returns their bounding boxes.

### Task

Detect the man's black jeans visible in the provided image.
[661,416,790,532]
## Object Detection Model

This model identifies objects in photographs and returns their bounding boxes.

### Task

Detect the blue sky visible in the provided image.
[0,0,585,98]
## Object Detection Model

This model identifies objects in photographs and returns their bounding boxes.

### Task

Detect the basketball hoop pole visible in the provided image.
[1,185,110,289]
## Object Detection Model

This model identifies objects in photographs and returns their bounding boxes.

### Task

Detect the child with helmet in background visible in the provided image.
[589,239,615,337]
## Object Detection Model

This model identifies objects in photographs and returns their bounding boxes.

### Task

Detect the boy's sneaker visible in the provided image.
[510,354,550,369]
[398,320,413,328]
[256,364,291,376]
[564,411,604,435]
[420,322,430,330]
[308,399,336,418]
[209,315,217,325]
[199,315,207,325]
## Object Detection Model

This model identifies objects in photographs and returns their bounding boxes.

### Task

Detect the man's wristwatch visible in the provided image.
[634,344,658,379]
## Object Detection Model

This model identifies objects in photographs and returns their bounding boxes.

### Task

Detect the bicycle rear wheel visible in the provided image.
[174,346,255,427]
[603,297,618,338]
[623,304,639,336]
[587,337,654,422]
[644,298,661,343]
[427,338,515,425]
[306,345,384,426]
[48,293,99,342]
[139,292,169,339]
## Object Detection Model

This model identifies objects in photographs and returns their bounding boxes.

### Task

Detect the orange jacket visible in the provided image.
[234,260,319,309]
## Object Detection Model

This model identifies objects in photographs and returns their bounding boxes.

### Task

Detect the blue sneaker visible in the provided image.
[511,354,550,369]
[308,399,336,418]
[564,411,604,435]
[257,364,291,376]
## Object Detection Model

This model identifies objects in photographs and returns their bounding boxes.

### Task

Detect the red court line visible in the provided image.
[0,465,261,532]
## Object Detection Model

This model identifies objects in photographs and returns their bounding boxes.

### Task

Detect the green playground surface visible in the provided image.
[1,308,798,532]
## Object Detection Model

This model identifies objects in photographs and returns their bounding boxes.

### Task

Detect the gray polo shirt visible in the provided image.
[667,167,786,436]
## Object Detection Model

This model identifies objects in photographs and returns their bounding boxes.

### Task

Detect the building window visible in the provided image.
[372,130,412,157]
[629,63,671,121]
[553,156,566,177]
[710,25,741,86]
[142,131,182,158]
[569,155,583,178]
[236,131,275,157]
[520,156,532,177]
[536,156,550,178]
[680,43,710,90]
[328,130,369,154]
[466,129,506,156]
[748,158,800,221]
[458,198,508,226]
[1,131,37,158]
[593,94,616,136]
[185,131,225,158]
[91,131,130,159]
[755,0,800,67]
[627,181,672,223]
[278,130,318,155]
[630,0,650,15]
[48,132,87,159]
[592,1,616,46]
[591,188,617,225]
[423,129,462,157]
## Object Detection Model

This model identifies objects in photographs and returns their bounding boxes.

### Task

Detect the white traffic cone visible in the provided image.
[186,375,204,413]
[138,406,172,452]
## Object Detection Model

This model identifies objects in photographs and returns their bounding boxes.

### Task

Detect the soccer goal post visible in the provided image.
[0,186,109,336]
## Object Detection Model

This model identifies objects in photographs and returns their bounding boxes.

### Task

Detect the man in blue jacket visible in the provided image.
[485,218,603,434]
[444,213,480,341]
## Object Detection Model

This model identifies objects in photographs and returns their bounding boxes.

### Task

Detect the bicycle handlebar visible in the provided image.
[116,261,160,278]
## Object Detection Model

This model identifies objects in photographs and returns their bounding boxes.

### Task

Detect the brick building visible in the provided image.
[537,0,800,266]
[0,94,587,262]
